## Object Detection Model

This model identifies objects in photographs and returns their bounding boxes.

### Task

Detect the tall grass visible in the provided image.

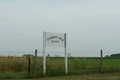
[0,56,27,73]
[0,56,120,78]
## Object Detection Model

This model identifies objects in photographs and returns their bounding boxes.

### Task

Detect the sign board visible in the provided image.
[45,32,66,47]
[43,32,67,74]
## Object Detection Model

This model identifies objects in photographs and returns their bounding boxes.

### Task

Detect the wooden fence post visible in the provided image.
[28,57,30,74]
[34,49,37,77]
[100,50,103,73]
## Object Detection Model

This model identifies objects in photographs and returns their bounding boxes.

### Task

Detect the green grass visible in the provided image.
[2,72,120,80]
[1,56,120,78]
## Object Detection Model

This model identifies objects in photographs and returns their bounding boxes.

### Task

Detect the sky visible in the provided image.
[0,0,120,57]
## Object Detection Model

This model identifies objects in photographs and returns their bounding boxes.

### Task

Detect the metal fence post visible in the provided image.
[100,50,103,73]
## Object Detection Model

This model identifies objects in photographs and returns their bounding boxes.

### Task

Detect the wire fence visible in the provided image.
[0,51,117,57]
[0,50,120,78]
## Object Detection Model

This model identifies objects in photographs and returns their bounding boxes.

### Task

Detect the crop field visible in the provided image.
[0,56,120,79]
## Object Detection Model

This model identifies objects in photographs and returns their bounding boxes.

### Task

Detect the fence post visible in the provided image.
[28,57,30,74]
[100,50,103,73]
[34,49,37,77]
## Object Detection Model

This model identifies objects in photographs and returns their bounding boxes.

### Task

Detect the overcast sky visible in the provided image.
[0,0,120,57]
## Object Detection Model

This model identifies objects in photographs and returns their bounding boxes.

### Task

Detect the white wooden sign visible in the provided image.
[45,32,66,47]
[43,32,67,74]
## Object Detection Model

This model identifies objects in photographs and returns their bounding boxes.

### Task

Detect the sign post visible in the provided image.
[43,32,46,74]
[64,33,67,74]
[43,32,67,74]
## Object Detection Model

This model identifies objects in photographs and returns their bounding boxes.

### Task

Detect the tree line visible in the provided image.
[106,53,120,57]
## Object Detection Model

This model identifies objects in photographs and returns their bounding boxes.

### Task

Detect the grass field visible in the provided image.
[2,72,120,80]
[0,56,120,78]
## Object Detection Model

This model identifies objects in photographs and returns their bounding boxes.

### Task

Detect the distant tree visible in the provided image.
[110,53,120,57]
[105,55,109,57]
[23,54,26,57]
[23,54,33,57]
[47,54,50,57]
